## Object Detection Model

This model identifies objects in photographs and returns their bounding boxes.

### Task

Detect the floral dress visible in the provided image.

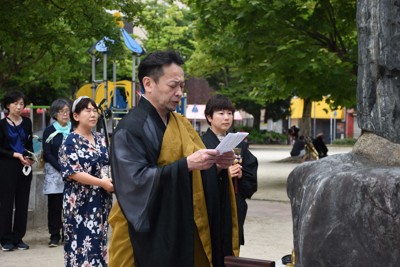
[59,132,112,267]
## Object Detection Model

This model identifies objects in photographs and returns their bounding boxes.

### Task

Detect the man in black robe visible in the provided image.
[109,50,238,267]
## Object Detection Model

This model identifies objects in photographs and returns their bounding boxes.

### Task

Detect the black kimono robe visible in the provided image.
[110,97,238,267]
[202,128,258,245]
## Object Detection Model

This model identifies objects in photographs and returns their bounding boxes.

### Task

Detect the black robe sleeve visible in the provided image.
[237,141,258,199]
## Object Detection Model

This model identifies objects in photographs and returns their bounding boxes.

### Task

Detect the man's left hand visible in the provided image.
[216,151,235,170]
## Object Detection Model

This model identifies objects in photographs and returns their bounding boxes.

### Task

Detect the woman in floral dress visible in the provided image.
[59,96,114,266]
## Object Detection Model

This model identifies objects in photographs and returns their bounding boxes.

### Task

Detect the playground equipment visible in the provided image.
[76,80,133,109]
[85,12,145,131]
[76,80,134,129]
[80,12,187,133]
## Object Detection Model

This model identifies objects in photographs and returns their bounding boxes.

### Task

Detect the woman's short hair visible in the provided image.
[2,91,27,112]
[50,98,72,120]
[71,97,98,128]
[204,94,235,125]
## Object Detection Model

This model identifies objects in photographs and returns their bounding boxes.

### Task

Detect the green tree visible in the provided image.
[186,0,358,135]
[133,1,196,63]
[0,0,143,103]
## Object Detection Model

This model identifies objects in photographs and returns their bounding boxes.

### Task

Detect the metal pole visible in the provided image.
[313,101,316,138]
[132,54,136,108]
[333,111,337,141]
[103,53,108,108]
[42,108,46,129]
[343,107,347,138]
[113,60,117,108]
[91,55,96,99]
[330,112,333,144]
[288,116,291,145]
[30,104,34,127]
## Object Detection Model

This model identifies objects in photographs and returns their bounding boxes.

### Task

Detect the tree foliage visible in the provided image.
[0,0,143,103]
[131,1,196,66]
[185,0,358,134]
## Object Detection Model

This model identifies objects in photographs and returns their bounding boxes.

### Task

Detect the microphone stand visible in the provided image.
[97,98,110,151]
[97,98,113,182]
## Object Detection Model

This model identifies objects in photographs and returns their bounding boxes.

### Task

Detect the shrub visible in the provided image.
[332,138,357,146]
[237,127,287,144]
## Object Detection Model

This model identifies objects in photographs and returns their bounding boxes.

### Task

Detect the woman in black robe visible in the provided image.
[202,95,258,246]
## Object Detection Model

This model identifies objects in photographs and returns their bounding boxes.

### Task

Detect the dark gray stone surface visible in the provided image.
[357,0,400,143]
[288,133,400,266]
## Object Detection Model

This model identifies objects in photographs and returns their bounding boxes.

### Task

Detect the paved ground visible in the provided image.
[0,145,352,266]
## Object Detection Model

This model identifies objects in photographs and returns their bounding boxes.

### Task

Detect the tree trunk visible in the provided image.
[252,110,261,131]
[299,97,312,137]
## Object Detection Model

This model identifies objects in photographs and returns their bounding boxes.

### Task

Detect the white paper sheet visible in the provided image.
[215,132,249,153]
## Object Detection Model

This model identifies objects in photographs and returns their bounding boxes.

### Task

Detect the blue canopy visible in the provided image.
[120,28,144,55]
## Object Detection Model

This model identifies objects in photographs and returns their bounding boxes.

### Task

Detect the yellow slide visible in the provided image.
[76,80,134,109]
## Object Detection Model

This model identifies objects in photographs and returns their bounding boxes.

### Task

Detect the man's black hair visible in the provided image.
[138,50,185,91]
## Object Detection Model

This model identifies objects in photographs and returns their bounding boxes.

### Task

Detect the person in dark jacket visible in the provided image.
[313,133,328,158]
[290,135,306,157]
[42,98,72,247]
[202,94,258,246]
[0,91,34,251]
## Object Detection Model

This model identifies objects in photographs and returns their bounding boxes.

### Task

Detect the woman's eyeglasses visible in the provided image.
[58,110,70,115]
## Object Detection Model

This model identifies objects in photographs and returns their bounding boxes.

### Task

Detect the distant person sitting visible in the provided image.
[313,133,328,158]
[290,135,305,157]
[288,125,300,144]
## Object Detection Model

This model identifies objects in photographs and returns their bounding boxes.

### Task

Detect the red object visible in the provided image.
[37,108,46,114]
[345,109,354,138]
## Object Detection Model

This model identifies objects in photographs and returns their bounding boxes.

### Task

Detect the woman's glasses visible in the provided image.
[58,110,70,115]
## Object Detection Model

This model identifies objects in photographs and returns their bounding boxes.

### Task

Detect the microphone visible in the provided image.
[98,98,107,109]
[97,98,112,119]
[104,109,112,119]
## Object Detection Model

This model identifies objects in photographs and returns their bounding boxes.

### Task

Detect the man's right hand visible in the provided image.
[187,149,219,171]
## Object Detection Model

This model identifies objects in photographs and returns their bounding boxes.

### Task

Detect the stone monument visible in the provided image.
[287,1,400,266]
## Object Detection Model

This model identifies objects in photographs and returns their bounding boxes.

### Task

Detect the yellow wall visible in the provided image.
[290,97,344,119]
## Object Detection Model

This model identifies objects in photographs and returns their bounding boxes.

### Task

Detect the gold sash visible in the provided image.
[108,112,238,266]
